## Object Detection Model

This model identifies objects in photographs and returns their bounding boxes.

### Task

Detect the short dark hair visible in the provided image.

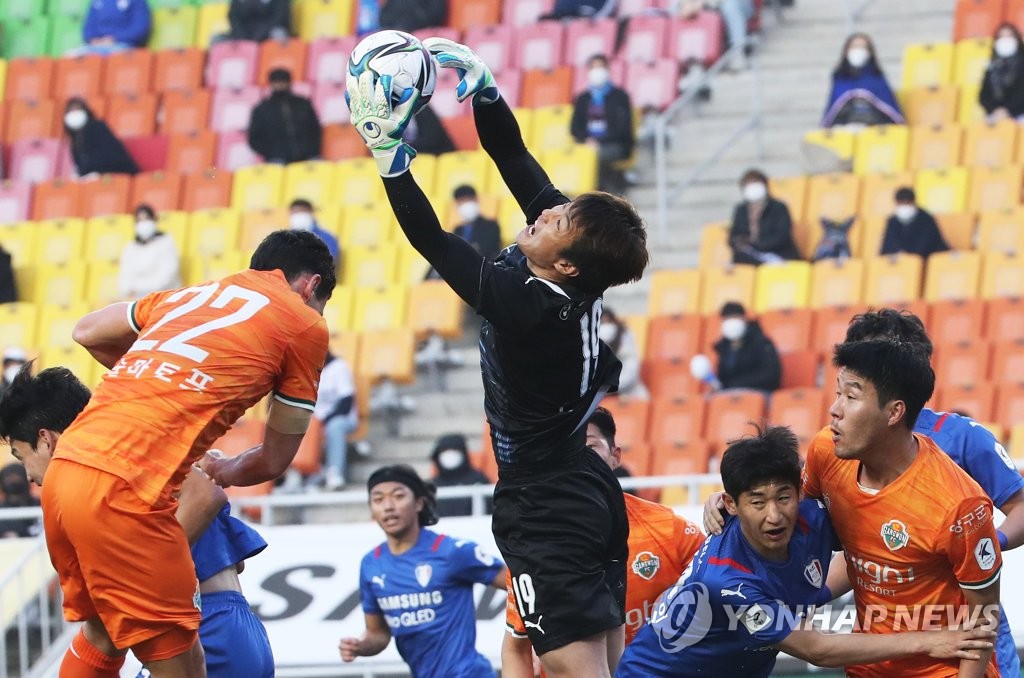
[562,192,648,294]
[720,301,746,318]
[844,308,933,358]
[134,204,156,221]
[250,229,337,302]
[269,68,292,83]
[453,185,477,201]
[832,339,934,429]
[0,365,90,445]
[587,53,609,67]
[588,407,616,449]
[894,187,915,203]
[289,198,313,211]
[739,168,768,186]
[721,425,801,501]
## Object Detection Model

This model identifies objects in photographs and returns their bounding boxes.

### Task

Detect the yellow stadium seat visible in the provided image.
[352,287,408,332]
[1009,423,1024,457]
[435,151,492,199]
[357,328,415,383]
[0,303,37,352]
[859,216,888,256]
[37,218,86,267]
[805,174,860,256]
[810,257,864,308]
[396,243,432,287]
[864,253,924,305]
[40,345,101,388]
[968,165,1023,213]
[698,222,732,270]
[953,37,993,87]
[981,251,1024,298]
[769,176,807,224]
[85,261,123,307]
[648,269,701,316]
[914,167,969,213]
[935,213,976,250]
[33,263,87,308]
[156,211,190,250]
[752,261,811,313]
[0,59,6,102]
[184,251,247,286]
[84,215,133,264]
[196,2,230,47]
[322,285,354,335]
[294,0,353,41]
[497,196,527,245]
[240,208,289,252]
[334,158,385,206]
[539,145,599,196]
[342,245,399,289]
[37,304,89,353]
[902,86,959,127]
[187,209,241,258]
[232,164,285,211]
[923,250,981,301]
[339,203,397,249]
[699,265,755,315]
[908,125,963,170]
[901,42,954,89]
[962,119,1018,167]
[978,207,1024,253]
[529,106,575,151]
[150,6,199,50]
[408,280,464,340]
[282,161,337,207]
[853,125,909,175]
[510,109,535,156]
[958,84,984,124]
[2,222,38,269]
[802,128,855,161]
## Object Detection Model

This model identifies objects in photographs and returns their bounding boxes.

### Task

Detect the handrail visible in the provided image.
[845,0,878,33]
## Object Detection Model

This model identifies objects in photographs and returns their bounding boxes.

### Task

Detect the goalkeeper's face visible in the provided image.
[516,202,580,281]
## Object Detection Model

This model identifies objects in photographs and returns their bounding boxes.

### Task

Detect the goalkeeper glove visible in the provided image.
[422,37,500,106]
[346,69,420,177]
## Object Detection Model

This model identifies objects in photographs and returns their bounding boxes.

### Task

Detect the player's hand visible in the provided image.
[422,37,499,106]
[345,69,419,177]
[703,491,727,535]
[197,449,228,486]
[339,637,361,662]
[922,627,995,660]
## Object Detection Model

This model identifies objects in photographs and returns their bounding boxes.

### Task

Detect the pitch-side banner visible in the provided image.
[238,508,1024,671]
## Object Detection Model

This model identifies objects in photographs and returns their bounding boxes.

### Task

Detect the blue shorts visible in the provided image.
[200,590,274,678]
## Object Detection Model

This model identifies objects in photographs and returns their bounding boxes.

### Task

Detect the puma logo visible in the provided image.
[721,583,747,600]
[524,616,545,635]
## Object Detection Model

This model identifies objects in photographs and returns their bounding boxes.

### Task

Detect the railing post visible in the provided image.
[655,114,669,244]
[753,50,765,161]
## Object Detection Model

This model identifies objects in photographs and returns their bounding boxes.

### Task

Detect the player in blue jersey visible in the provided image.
[340,465,506,677]
[619,426,993,678]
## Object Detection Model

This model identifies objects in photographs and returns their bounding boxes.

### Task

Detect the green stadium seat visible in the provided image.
[0,0,44,22]
[49,0,90,15]
[1,17,51,59]
[48,15,86,58]
[149,6,199,50]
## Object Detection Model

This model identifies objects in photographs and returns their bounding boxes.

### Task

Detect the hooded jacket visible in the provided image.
[431,434,492,518]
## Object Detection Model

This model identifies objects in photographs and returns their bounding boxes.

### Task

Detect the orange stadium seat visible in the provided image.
[704,391,767,447]
[520,67,574,108]
[962,119,1018,167]
[240,208,289,251]
[648,394,706,448]
[644,359,700,399]
[513,21,564,71]
[981,250,1024,298]
[619,15,670,63]
[647,269,701,316]
[31,180,81,221]
[994,381,1024,431]
[131,171,183,212]
[758,308,813,354]
[978,207,1024,252]
[968,165,1022,213]
[4,57,54,102]
[935,382,996,422]
[769,176,807,224]
[752,261,811,313]
[646,314,705,363]
[651,440,712,477]
[258,39,307,85]
[924,250,982,302]
[954,0,1006,41]
[670,11,724,66]
[102,49,153,97]
[289,416,323,478]
[105,93,159,138]
[207,40,260,89]
[935,213,976,251]
[407,280,463,340]
[53,54,104,101]
[780,350,821,389]
[564,18,618,68]
[307,35,356,84]
[907,124,963,170]
[161,89,212,136]
[858,171,913,223]
[8,138,62,184]
[902,86,959,127]
[700,265,755,315]
[441,115,480,151]
[601,396,651,450]
[357,328,415,384]
[990,339,1024,383]
[321,124,369,161]
[805,173,860,257]
[4,99,57,144]
[79,175,132,218]
[809,257,865,308]
[621,444,653,478]
[166,131,217,175]
[769,387,827,444]
[812,304,864,349]
[935,339,991,388]
[153,48,205,93]
[182,170,233,212]
[450,0,501,30]
[853,125,909,175]
[928,298,987,346]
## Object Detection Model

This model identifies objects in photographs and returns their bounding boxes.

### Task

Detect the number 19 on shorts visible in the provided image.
[511,573,537,617]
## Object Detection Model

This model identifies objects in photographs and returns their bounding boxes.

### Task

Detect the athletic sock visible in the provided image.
[59,628,125,678]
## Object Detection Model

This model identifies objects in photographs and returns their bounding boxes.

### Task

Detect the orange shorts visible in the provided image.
[41,459,200,661]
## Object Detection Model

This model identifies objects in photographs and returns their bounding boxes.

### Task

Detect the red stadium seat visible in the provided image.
[31,179,82,220]
[704,390,768,447]
[3,99,56,143]
[1007,0,1024,30]
[621,443,654,477]
[649,395,706,448]
[601,396,651,451]
[307,36,357,84]
[182,170,233,211]
[105,93,159,138]
[513,22,565,71]
[312,81,350,125]
[102,49,154,97]
[153,48,206,93]
[935,383,996,423]
[670,11,724,67]
[0,181,33,225]
[8,138,62,184]
[210,86,261,132]
[4,57,55,102]
[503,0,555,27]
[564,18,618,69]
[440,115,480,151]
[520,67,574,108]
[934,340,991,388]
[646,314,705,363]
[258,38,308,85]
[161,89,213,136]
[990,339,1024,383]
[953,0,1006,41]
[53,54,105,102]
[622,59,679,111]
[79,175,133,218]
[123,135,170,173]
[927,298,987,348]
[215,130,262,171]
[995,381,1024,431]
[620,15,670,63]
[780,350,821,389]
[758,308,813,354]
[207,40,260,89]
[644,358,701,399]
[321,125,369,161]
[618,0,662,15]
[464,24,516,75]
[450,0,501,30]
[130,171,183,212]
[768,388,828,444]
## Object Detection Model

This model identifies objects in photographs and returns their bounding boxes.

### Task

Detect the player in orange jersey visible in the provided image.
[43,229,335,678]
[502,408,705,677]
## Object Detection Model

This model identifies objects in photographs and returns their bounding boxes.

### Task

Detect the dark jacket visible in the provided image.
[880,210,950,259]
[454,217,502,261]
[403,105,455,156]
[247,91,322,163]
[570,86,635,155]
[979,54,1024,117]
[83,0,151,46]
[431,434,492,518]
[728,197,800,264]
[0,248,17,304]
[0,465,39,539]
[379,0,446,32]
[228,0,291,41]
[551,0,617,18]
[713,321,782,393]
[69,119,139,176]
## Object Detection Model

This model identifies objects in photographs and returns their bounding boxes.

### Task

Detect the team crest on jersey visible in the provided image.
[880,519,910,551]
[631,551,661,580]
[415,563,433,588]
[803,559,823,588]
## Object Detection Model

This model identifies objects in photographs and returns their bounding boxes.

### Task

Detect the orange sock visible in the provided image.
[59,628,125,678]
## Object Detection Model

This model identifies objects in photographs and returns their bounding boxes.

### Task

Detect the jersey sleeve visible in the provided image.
[720,578,802,648]
[359,557,382,615]
[959,422,1024,507]
[673,515,706,566]
[127,288,178,333]
[801,430,829,499]
[273,318,329,412]
[449,538,505,586]
[940,495,1003,591]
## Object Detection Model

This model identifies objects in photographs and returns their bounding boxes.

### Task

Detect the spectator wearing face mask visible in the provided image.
[227,0,291,42]
[880,187,950,259]
[822,33,903,128]
[63,98,139,177]
[288,199,340,262]
[118,205,182,300]
[598,308,647,399]
[980,23,1024,122]
[728,168,800,265]
[248,68,322,164]
[312,352,358,491]
[0,349,28,396]
[547,0,617,18]
[707,302,781,394]
[0,464,40,539]
[570,53,635,195]
[452,185,501,260]
[430,434,492,517]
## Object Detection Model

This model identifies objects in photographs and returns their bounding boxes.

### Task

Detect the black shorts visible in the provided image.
[492,449,629,655]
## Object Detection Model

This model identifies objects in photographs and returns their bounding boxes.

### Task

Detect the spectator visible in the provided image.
[63,98,139,177]
[81,0,151,53]
[980,23,1024,122]
[402,103,455,156]
[822,33,903,128]
[547,0,617,18]
[378,0,446,32]
[598,309,648,398]
[0,349,27,396]
[289,199,340,262]
[430,434,492,518]
[118,204,182,300]
[0,246,17,304]
[228,0,291,42]
[0,464,39,538]
[727,168,800,265]
[570,54,635,195]
[677,0,755,71]
[452,186,501,260]
[313,353,358,491]
[879,187,950,259]
[248,69,322,164]
[702,302,781,394]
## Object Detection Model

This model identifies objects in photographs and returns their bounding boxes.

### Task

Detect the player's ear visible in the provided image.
[722,492,739,516]
[553,258,579,279]
[36,429,58,458]
[299,273,322,302]
[885,399,906,428]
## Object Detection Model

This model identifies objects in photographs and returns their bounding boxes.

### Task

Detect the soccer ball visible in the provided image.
[348,30,436,115]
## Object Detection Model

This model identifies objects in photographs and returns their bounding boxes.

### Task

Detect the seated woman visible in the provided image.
[822,33,904,128]
[728,169,800,265]
[118,205,182,300]
[63,98,139,177]
[979,23,1024,122]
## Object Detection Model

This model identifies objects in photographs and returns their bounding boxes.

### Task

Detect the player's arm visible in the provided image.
[778,624,995,668]
[174,466,228,545]
[72,302,138,369]
[958,584,1001,678]
[490,567,508,589]
[961,423,1024,550]
[822,551,851,598]
[198,403,308,487]
[339,613,392,661]
[501,633,538,678]
[997,488,1024,550]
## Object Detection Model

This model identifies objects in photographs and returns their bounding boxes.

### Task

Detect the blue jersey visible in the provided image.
[191,505,268,583]
[359,529,503,678]
[618,500,839,678]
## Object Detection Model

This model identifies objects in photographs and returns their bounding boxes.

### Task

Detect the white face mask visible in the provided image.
[64,109,88,130]
[290,212,314,231]
[598,322,619,344]
[3,365,21,384]
[135,219,157,241]
[996,36,1019,58]
[457,201,480,223]
[846,46,870,69]
[721,317,746,341]
[437,449,464,471]
[588,67,610,89]
[742,182,767,203]
[894,204,917,223]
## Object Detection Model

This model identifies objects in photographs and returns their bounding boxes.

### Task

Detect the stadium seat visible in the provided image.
[352,287,408,332]
[670,11,724,66]
[310,79,349,125]
[161,89,212,136]
[210,86,261,133]
[852,125,909,175]
[619,15,670,63]
[802,128,855,163]
[334,158,384,206]
[962,86,985,123]
[339,203,397,249]
[207,40,259,89]
[752,261,811,313]
[648,269,701,316]
[258,38,307,85]
[623,59,679,111]
[1,17,50,60]
[520,67,574,108]
[166,131,217,175]
[289,416,323,477]
[646,314,705,363]
[928,298,986,346]
[538,145,598,195]
[901,42,954,89]
[503,0,554,26]
[40,344,101,387]
[699,265,756,315]
[186,208,241,258]
[758,308,813,354]
[84,259,123,306]
[806,173,860,230]
[600,396,651,450]
[441,115,481,152]
[196,1,230,47]
[149,6,198,50]
[780,350,821,390]
[643,358,700,399]
[933,212,974,250]
[698,223,731,270]
[907,124,963,170]
[811,304,866,350]
[0,181,32,224]
[37,303,89,353]
[990,339,1024,383]
[981,250,1024,298]
[768,387,827,444]
[864,253,924,305]
[3,98,56,143]
[768,176,807,224]
[182,170,234,212]
[294,0,353,41]
[0,0,36,21]
[32,262,86,307]
[394,243,430,287]
[321,124,368,161]
[31,180,81,221]
[307,36,356,84]
[968,165,1022,213]
[357,327,414,383]
[53,54,104,101]
[935,382,996,422]
[49,13,86,57]
[464,24,515,75]
[214,129,261,171]
[977,207,1024,252]
[858,170,913,224]
[962,119,1017,167]
[648,395,706,449]
[902,86,959,126]
[154,209,189,248]
[240,208,289,252]
[154,48,205,93]
[344,245,400,290]
[953,37,994,86]
[79,175,132,218]
[704,391,767,447]
[914,167,969,213]
[0,302,37,350]
[231,164,284,211]
[1,221,37,292]
[322,287,355,338]
[8,138,62,184]
[184,251,247,286]
[435,151,493,199]
[995,381,1024,431]
[564,18,617,68]
[449,0,501,30]
[652,442,712,489]
[923,250,982,301]
[953,0,1005,41]
[407,280,463,340]
[528,105,576,151]
[281,161,335,207]
[103,93,159,138]
[934,339,991,388]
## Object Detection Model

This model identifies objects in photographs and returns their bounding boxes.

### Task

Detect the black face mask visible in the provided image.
[270,88,290,97]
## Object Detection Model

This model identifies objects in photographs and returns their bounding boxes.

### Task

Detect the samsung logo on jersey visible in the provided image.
[376,591,444,611]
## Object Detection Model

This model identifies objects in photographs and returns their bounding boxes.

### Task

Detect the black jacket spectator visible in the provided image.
[379,0,447,32]
[82,0,151,47]
[228,0,291,42]
[404,105,455,156]
[570,87,634,155]
[248,70,322,163]
[713,320,782,393]
[880,210,950,259]
[571,55,635,194]
[0,248,17,304]
[550,0,617,18]
[979,23,1024,119]
[454,217,501,261]
[0,465,40,538]
[431,434,492,518]
[64,99,139,176]
[728,197,800,264]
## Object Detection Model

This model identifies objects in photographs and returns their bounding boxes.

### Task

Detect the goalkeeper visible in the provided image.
[346,39,649,678]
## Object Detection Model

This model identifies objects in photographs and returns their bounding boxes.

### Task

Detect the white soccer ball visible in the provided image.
[348,30,436,115]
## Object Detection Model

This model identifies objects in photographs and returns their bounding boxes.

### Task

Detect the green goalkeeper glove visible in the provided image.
[422,37,500,106]
[346,69,420,177]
